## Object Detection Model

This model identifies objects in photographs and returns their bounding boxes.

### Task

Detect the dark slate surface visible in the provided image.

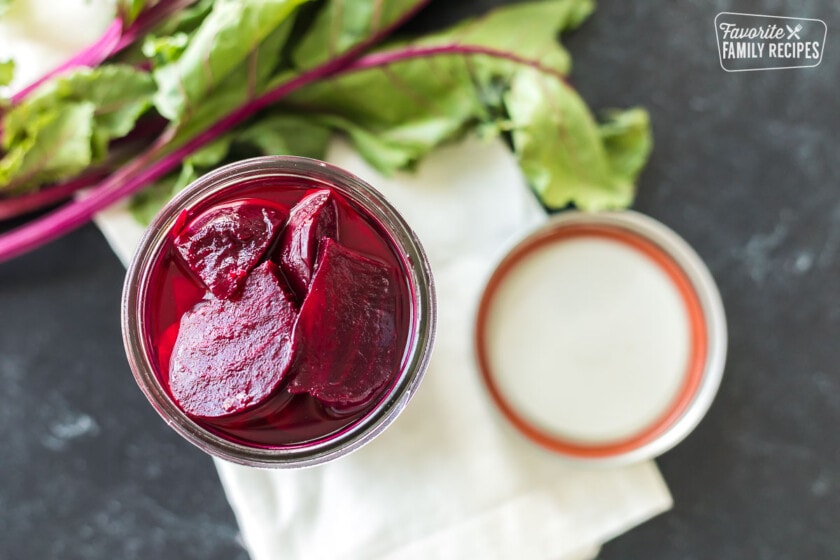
[1,1,838,559]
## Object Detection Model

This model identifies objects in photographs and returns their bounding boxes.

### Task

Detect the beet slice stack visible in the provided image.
[167,193,400,421]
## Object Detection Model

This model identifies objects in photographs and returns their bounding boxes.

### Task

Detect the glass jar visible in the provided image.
[122,156,436,468]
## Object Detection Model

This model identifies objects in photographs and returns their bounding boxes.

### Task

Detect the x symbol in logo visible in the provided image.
[786,24,802,40]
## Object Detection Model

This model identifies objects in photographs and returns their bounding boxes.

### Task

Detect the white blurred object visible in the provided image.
[0,0,114,94]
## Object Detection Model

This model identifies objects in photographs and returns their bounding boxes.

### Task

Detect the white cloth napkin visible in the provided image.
[95,138,671,560]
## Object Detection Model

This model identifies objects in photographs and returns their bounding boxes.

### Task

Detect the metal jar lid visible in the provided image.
[474,211,727,464]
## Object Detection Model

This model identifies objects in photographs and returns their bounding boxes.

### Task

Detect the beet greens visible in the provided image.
[0,0,652,263]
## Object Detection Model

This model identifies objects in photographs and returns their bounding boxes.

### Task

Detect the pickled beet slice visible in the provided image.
[169,262,298,418]
[289,239,397,407]
[277,190,337,297]
[175,203,285,299]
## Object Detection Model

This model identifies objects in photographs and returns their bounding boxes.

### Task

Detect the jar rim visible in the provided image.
[122,156,437,468]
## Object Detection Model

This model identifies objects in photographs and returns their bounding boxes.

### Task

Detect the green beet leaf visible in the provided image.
[416,0,593,77]
[278,0,646,211]
[598,107,653,187]
[158,0,216,34]
[0,59,13,88]
[4,66,154,145]
[292,55,484,172]
[235,113,331,159]
[161,12,302,155]
[292,0,425,69]
[0,103,95,195]
[0,65,154,193]
[505,67,647,210]
[142,33,191,66]
[152,0,312,122]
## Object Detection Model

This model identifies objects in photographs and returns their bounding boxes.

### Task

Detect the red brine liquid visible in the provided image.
[143,176,413,448]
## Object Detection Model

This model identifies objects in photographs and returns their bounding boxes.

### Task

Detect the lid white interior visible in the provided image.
[483,233,692,445]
